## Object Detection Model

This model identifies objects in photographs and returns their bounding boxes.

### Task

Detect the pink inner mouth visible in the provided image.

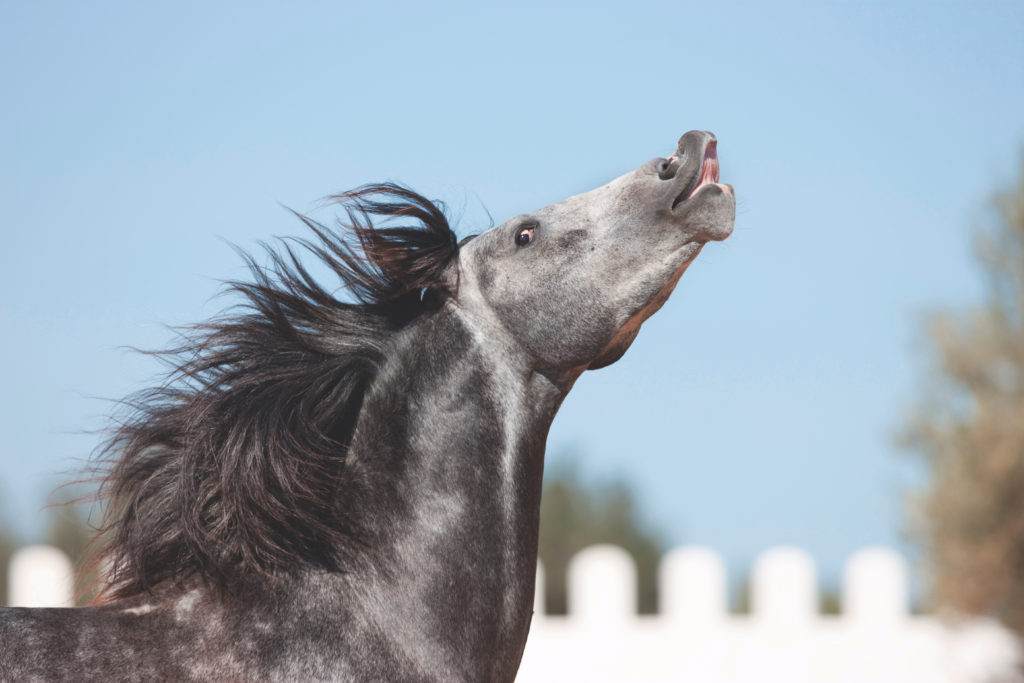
[687,141,720,199]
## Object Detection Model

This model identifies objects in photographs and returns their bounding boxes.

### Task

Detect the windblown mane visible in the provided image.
[91,183,461,601]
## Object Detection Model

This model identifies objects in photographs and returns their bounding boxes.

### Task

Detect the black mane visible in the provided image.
[91,183,460,601]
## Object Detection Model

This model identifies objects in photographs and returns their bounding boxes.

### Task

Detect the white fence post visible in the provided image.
[660,546,727,626]
[842,547,907,627]
[752,546,817,628]
[9,545,74,608]
[567,544,636,626]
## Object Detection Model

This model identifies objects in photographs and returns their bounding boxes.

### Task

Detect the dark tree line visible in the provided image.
[537,460,664,615]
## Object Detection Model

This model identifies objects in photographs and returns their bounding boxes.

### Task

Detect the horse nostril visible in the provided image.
[658,158,678,180]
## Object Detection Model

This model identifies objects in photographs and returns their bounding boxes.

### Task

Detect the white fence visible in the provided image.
[7,544,1022,682]
[519,545,1022,683]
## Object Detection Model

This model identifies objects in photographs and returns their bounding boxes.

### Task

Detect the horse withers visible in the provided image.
[1,131,734,681]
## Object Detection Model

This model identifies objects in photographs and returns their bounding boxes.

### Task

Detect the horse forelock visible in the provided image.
[90,183,463,601]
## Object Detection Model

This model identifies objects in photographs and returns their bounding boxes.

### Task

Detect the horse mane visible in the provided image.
[90,183,461,601]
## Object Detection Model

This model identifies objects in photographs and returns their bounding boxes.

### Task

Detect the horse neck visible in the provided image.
[341,302,569,674]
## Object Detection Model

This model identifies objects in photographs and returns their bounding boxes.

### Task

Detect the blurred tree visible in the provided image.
[45,495,101,606]
[0,526,17,606]
[902,153,1024,635]
[538,460,664,615]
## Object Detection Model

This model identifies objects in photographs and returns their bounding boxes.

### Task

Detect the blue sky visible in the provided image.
[2,1,1022,592]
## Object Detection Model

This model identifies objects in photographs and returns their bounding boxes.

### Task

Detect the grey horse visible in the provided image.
[0,130,734,681]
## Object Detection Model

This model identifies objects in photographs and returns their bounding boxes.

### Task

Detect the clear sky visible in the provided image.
[1,1,1022,592]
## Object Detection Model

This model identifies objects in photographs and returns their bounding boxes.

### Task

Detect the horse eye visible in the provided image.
[515,226,535,247]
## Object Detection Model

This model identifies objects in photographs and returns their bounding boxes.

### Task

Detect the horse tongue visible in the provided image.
[685,142,720,200]
[700,143,719,185]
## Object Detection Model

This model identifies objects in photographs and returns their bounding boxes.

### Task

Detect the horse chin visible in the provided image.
[673,184,736,243]
[587,325,641,370]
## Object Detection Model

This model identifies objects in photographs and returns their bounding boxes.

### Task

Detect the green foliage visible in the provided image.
[902,152,1024,635]
[819,589,841,616]
[538,459,664,614]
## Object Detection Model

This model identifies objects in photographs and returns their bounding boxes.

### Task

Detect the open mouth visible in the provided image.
[686,140,719,200]
[668,137,725,209]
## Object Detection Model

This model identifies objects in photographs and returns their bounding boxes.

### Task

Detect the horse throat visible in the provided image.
[341,305,566,679]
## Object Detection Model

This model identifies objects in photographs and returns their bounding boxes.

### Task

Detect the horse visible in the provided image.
[0,130,734,682]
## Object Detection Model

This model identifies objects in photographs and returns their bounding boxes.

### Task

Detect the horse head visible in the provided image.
[458,130,734,376]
